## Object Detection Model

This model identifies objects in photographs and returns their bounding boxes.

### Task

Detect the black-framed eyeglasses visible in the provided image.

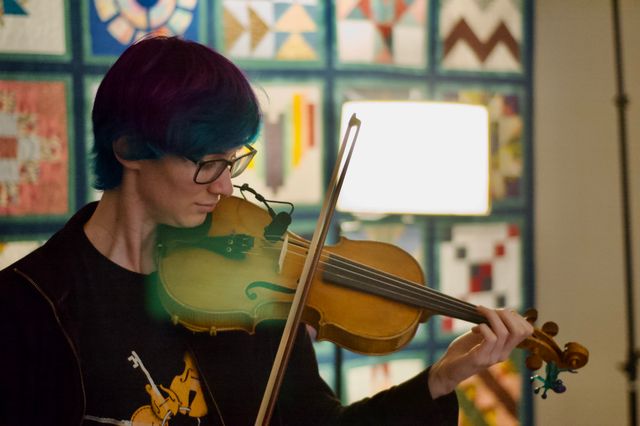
[190,144,257,184]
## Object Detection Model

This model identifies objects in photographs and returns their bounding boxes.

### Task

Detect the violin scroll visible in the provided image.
[519,308,589,398]
[563,341,589,370]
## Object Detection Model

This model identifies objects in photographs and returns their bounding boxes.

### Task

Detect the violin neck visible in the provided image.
[322,254,487,325]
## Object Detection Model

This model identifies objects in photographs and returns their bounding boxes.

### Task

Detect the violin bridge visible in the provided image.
[278,234,289,273]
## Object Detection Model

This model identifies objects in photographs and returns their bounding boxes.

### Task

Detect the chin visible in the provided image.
[185,214,209,228]
[164,213,208,229]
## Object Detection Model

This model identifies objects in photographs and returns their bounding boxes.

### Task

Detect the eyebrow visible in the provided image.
[199,149,236,162]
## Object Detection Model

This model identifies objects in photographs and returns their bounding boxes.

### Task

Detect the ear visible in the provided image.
[113,137,142,171]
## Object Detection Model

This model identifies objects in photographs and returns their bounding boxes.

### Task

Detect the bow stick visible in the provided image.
[255,114,362,425]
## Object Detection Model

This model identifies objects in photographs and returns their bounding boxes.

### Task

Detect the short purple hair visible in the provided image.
[92,36,261,190]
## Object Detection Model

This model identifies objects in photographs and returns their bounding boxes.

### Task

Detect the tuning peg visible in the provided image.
[552,379,567,394]
[526,354,543,370]
[542,321,559,337]
[523,308,538,323]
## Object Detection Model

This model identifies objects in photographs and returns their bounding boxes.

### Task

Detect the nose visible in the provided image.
[207,167,233,197]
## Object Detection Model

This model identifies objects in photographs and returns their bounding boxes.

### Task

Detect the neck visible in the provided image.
[84,188,157,274]
[316,247,486,324]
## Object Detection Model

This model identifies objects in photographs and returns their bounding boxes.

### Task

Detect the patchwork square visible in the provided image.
[87,0,203,59]
[439,0,523,73]
[438,220,522,335]
[0,0,68,57]
[336,0,428,69]
[0,79,71,217]
[220,0,323,64]
[238,80,324,205]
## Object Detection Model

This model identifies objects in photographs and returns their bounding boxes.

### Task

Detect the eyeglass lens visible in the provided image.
[194,146,254,184]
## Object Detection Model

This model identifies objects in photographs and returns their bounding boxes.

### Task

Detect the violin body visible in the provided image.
[157,196,431,355]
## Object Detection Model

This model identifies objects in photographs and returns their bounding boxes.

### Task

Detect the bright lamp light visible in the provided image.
[337,101,490,216]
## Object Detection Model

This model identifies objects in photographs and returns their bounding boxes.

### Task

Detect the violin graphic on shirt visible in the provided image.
[128,350,207,425]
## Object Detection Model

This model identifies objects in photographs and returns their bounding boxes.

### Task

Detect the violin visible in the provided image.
[154,195,589,397]
[129,351,207,423]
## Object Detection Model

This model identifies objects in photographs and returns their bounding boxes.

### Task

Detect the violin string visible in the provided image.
[262,245,483,324]
[259,236,481,320]
[280,235,481,318]
[249,237,484,323]
[325,255,485,324]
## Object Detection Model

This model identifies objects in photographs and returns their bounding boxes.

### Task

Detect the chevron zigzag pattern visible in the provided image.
[439,0,522,72]
[444,18,519,63]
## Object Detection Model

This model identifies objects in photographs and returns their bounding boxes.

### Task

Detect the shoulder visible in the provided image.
[0,202,99,302]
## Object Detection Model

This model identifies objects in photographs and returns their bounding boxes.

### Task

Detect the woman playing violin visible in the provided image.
[0,36,533,426]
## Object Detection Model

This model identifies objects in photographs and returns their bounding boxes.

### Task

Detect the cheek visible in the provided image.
[162,174,202,203]
[139,162,198,205]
